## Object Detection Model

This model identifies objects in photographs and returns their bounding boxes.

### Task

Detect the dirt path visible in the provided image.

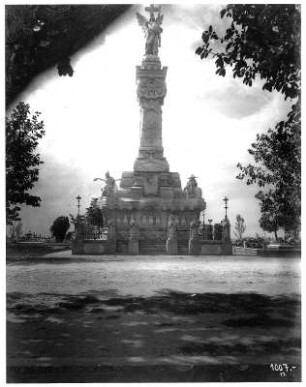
[7,255,301,382]
[7,254,300,296]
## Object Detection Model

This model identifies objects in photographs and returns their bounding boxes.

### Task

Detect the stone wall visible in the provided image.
[72,239,115,255]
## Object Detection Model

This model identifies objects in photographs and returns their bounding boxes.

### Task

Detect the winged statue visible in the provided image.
[136,7,164,56]
[93,171,121,197]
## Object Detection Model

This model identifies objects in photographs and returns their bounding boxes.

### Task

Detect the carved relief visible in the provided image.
[133,176,144,186]
[144,174,159,195]
[147,175,158,186]
[134,157,169,172]
[141,99,162,113]
[137,78,166,100]
[173,190,185,199]
[167,215,177,238]
[129,221,139,240]
[141,150,157,159]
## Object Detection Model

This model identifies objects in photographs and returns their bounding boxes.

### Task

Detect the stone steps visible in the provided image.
[139,240,167,254]
[178,240,188,245]
[178,239,189,255]
[116,240,129,254]
[115,239,190,254]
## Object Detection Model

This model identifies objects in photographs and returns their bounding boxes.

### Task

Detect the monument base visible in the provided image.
[128,239,139,254]
[99,168,205,254]
[134,156,169,172]
[188,239,233,256]
[72,240,233,256]
[166,238,178,255]
[72,239,116,255]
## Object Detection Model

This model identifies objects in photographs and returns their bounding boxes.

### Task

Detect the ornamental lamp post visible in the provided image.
[76,195,81,217]
[201,210,205,225]
[223,196,229,220]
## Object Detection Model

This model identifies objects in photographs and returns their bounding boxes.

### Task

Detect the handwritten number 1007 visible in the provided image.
[270,364,290,372]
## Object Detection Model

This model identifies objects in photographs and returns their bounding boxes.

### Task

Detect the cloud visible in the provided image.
[204,78,272,118]
[19,154,95,235]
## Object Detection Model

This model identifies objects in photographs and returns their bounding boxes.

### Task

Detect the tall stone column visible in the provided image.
[134,6,169,173]
[134,58,169,172]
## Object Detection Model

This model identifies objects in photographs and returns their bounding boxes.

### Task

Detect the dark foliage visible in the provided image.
[50,216,70,242]
[6,102,45,224]
[6,4,131,106]
[255,189,300,240]
[85,199,104,228]
[196,5,300,99]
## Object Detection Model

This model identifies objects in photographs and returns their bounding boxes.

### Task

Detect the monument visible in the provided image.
[72,5,231,255]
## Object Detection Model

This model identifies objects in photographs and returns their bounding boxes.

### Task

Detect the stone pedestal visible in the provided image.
[222,218,231,243]
[72,239,115,255]
[128,239,139,254]
[166,238,178,255]
[188,238,200,255]
[101,170,205,248]
[106,222,116,253]
[128,222,139,254]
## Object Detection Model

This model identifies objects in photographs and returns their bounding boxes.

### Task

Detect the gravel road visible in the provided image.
[7,254,300,297]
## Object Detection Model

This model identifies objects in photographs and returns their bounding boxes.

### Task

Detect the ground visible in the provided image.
[6,246,301,382]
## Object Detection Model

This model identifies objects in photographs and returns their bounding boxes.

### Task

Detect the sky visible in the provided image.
[9,3,294,237]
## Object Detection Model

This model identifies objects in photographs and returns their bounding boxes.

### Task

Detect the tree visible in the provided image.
[256,191,281,239]
[234,214,246,240]
[256,189,300,240]
[14,221,23,240]
[6,102,45,224]
[50,216,70,242]
[85,198,104,228]
[196,5,300,99]
[196,4,300,236]
[8,221,23,241]
[5,5,131,106]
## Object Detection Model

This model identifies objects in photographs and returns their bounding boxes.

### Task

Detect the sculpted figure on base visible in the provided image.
[184,175,201,198]
[167,215,177,239]
[94,171,121,197]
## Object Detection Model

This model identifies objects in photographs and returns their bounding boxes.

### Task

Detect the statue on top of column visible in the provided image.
[136,4,164,56]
